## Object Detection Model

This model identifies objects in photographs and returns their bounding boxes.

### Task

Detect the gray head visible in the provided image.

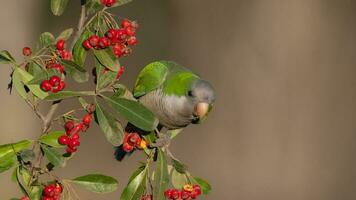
[187,79,216,123]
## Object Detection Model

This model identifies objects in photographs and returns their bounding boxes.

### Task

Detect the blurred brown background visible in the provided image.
[1,0,356,199]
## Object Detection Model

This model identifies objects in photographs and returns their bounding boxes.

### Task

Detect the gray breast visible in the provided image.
[138,90,194,129]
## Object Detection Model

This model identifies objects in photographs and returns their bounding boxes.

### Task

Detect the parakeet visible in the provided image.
[115,61,215,160]
[133,61,216,129]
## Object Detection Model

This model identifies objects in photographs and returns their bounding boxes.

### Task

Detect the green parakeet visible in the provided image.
[133,60,216,129]
[115,61,215,160]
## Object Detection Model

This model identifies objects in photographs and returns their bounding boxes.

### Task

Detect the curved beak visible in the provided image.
[193,102,210,122]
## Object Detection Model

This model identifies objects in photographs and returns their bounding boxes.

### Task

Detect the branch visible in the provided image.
[70,2,87,49]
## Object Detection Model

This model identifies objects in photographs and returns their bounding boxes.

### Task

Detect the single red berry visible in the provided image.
[105,0,116,7]
[125,26,136,36]
[171,189,180,199]
[123,142,134,152]
[99,37,111,49]
[58,81,65,91]
[43,185,55,197]
[49,75,61,87]
[72,133,80,141]
[22,47,32,56]
[89,35,100,47]
[128,133,141,146]
[69,123,84,135]
[58,135,69,145]
[164,189,173,198]
[49,63,65,73]
[116,66,124,79]
[180,190,191,199]
[54,183,63,194]
[82,113,92,126]
[121,19,132,28]
[56,39,65,51]
[40,80,52,92]
[64,120,75,132]
[117,28,127,39]
[61,50,72,60]
[190,190,199,199]
[66,146,77,153]
[82,39,92,50]
[127,36,138,46]
[193,185,202,196]
[105,28,117,40]
[68,139,80,148]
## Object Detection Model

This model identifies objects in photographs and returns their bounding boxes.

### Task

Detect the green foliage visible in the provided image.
[194,177,212,195]
[41,145,66,167]
[103,95,159,131]
[39,32,55,47]
[94,49,121,71]
[73,30,91,67]
[45,91,95,101]
[153,149,169,200]
[96,59,117,91]
[120,166,147,200]
[39,131,66,148]
[0,50,15,64]
[51,0,69,16]
[95,101,124,146]
[70,174,118,193]
[27,68,61,85]
[57,28,73,40]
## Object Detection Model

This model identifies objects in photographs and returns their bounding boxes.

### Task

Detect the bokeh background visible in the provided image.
[1,0,356,199]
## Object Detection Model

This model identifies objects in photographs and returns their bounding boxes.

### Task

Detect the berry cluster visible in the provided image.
[47,63,65,74]
[82,19,138,58]
[58,112,93,153]
[101,0,116,7]
[164,185,202,200]
[122,132,147,152]
[56,39,72,61]
[22,47,32,56]
[40,75,65,93]
[140,195,153,200]
[41,183,63,200]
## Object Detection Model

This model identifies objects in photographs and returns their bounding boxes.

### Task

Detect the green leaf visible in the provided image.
[39,131,66,148]
[78,97,89,109]
[120,166,147,200]
[171,169,188,189]
[94,48,120,71]
[0,152,16,173]
[27,62,43,76]
[70,174,118,193]
[104,96,159,131]
[153,149,169,200]
[41,145,66,167]
[12,69,28,99]
[16,167,30,197]
[57,28,73,40]
[39,32,55,47]
[73,30,91,67]
[51,0,69,16]
[45,91,95,101]
[172,159,188,174]
[0,140,33,159]
[27,68,60,85]
[61,60,89,83]
[0,50,15,64]
[168,129,183,139]
[15,68,48,99]
[194,177,212,195]
[29,186,43,200]
[128,164,146,183]
[95,59,117,91]
[95,102,124,146]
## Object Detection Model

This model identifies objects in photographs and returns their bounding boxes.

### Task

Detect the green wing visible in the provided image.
[133,61,169,98]
[133,61,200,98]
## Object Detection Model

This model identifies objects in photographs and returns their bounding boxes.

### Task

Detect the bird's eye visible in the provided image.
[188,90,193,97]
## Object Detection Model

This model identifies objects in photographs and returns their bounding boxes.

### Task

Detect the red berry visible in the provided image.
[64,120,75,132]
[127,36,138,46]
[43,185,55,197]
[68,139,80,148]
[99,37,111,49]
[54,183,63,194]
[121,19,132,28]
[41,197,51,200]
[66,146,77,153]
[61,50,72,60]
[190,190,199,199]
[193,185,202,196]
[82,39,92,50]
[40,80,52,92]
[49,76,61,87]
[58,135,69,145]
[164,189,173,198]
[123,142,134,152]
[20,196,30,200]
[128,133,141,146]
[105,28,117,40]
[82,113,92,126]
[89,35,100,47]
[22,47,32,56]
[72,133,80,140]
[171,189,180,199]
[105,0,116,7]
[117,29,127,39]
[180,190,191,199]
[69,123,84,135]
[58,81,65,91]
[56,39,65,51]
[49,63,64,73]
[125,26,136,36]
